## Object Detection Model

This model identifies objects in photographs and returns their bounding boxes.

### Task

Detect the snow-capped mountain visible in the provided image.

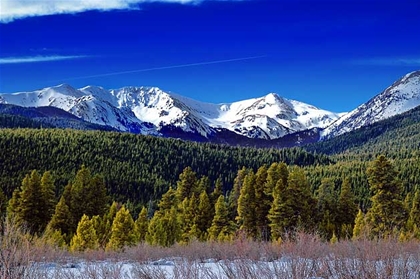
[323,70,420,138]
[0,84,341,140]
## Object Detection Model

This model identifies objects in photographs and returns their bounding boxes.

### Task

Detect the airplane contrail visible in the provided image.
[54,55,267,81]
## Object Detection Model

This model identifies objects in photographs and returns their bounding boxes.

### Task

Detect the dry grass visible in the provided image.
[1,220,420,279]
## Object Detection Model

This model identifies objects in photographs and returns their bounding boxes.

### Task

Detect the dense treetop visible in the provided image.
[0,128,329,205]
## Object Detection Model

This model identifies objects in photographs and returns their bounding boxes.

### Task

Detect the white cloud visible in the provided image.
[0,55,87,64]
[0,0,205,23]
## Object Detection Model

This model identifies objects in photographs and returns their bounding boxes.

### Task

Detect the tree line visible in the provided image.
[0,128,330,204]
[1,154,419,251]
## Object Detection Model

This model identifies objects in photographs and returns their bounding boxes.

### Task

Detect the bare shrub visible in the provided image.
[172,260,204,279]
[130,262,169,279]
[0,218,37,279]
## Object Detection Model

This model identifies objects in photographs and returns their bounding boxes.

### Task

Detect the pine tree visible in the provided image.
[96,201,119,248]
[208,196,233,241]
[6,188,21,219]
[196,190,213,241]
[40,171,56,231]
[353,209,366,239]
[44,228,67,248]
[236,170,257,238]
[265,162,288,197]
[47,196,72,241]
[268,166,315,238]
[316,178,337,240]
[407,190,420,238]
[286,167,316,231]
[210,177,223,205]
[179,196,199,243]
[254,165,270,240]
[228,167,249,221]
[268,179,290,240]
[176,167,198,201]
[158,187,178,211]
[337,178,358,239]
[197,176,211,195]
[365,155,407,237]
[86,174,109,217]
[70,166,109,227]
[70,214,98,252]
[135,207,149,242]
[146,207,180,247]
[107,206,138,250]
[17,170,45,233]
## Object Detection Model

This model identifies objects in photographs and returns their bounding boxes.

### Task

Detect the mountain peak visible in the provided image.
[0,84,341,140]
[402,70,420,81]
[323,70,420,138]
[263,92,283,103]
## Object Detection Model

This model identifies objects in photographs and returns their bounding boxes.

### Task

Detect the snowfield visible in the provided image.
[0,84,342,140]
[22,255,420,279]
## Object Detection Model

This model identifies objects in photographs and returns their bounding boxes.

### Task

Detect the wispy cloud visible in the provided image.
[0,0,232,23]
[54,55,266,81]
[0,55,87,64]
[352,58,420,66]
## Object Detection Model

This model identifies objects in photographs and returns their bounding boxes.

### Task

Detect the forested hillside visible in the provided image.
[0,128,328,204]
[303,105,420,209]
[1,102,420,249]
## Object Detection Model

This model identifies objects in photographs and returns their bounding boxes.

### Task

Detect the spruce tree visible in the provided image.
[146,207,180,247]
[135,207,149,242]
[179,195,199,243]
[210,177,223,205]
[107,206,138,250]
[197,176,211,195]
[316,178,337,240]
[254,165,270,240]
[268,179,291,240]
[265,162,288,196]
[236,170,257,238]
[337,178,358,239]
[86,174,108,217]
[70,166,108,226]
[17,170,45,233]
[365,155,407,237]
[158,187,178,211]
[286,167,316,231]
[176,167,198,201]
[47,196,72,241]
[353,209,366,239]
[196,190,213,241]
[407,190,420,238]
[96,201,119,248]
[70,214,98,252]
[40,171,56,231]
[7,188,21,218]
[228,167,249,221]
[208,195,233,241]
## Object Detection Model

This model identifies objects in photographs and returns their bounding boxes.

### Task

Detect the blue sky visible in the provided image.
[0,0,419,112]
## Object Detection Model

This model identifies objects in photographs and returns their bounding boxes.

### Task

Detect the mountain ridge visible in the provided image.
[322,70,420,138]
[0,84,341,140]
[0,70,419,143]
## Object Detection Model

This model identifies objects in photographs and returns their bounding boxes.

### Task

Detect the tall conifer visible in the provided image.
[365,155,406,237]
[107,206,137,250]
[70,214,98,252]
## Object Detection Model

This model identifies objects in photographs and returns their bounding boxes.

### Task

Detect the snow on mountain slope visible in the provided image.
[0,84,341,139]
[322,70,420,138]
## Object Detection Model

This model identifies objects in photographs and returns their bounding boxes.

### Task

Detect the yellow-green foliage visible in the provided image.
[107,206,137,251]
[70,214,98,252]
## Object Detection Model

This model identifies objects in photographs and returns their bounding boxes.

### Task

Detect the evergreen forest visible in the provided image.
[1,105,420,249]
